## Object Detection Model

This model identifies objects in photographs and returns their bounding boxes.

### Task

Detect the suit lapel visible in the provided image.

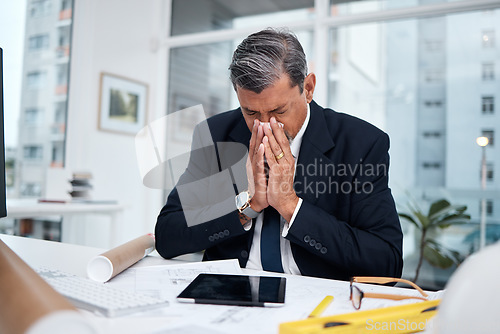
[295,101,336,205]
[228,109,251,148]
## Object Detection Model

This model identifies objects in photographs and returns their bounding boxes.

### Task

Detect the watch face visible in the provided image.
[236,192,249,208]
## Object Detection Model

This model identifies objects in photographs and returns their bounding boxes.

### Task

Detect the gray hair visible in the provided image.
[229,28,308,94]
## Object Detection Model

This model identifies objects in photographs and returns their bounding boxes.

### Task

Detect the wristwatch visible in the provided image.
[235,191,260,218]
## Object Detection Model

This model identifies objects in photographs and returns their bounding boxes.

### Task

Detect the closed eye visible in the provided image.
[245,110,257,116]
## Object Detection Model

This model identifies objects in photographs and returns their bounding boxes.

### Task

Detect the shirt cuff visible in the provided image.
[282,198,303,237]
[243,219,253,231]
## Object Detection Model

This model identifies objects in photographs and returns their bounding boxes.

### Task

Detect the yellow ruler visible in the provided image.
[280,299,440,334]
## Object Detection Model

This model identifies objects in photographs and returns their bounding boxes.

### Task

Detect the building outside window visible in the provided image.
[482,96,494,114]
[422,162,442,169]
[23,145,43,160]
[424,69,444,83]
[486,162,494,181]
[24,108,43,124]
[30,0,52,18]
[9,0,74,200]
[424,100,443,108]
[482,29,495,48]
[423,131,442,138]
[486,199,494,216]
[482,129,495,146]
[482,62,495,80]
[26,71,47,89]
[424,40,442,52]
[28,34,49,51]
[21,183,42,197]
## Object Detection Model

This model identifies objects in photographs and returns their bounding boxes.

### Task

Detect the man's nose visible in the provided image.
[258,114,271,123]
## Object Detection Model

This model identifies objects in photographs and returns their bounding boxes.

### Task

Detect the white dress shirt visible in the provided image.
[245,103,310,274]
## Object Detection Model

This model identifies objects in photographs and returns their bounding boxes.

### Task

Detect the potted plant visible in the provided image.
[399,199,470,282]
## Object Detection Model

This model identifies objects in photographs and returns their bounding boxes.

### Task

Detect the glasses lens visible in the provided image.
[351,286,362,310]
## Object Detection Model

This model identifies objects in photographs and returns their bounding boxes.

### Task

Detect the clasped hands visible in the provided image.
[247,117,299,222]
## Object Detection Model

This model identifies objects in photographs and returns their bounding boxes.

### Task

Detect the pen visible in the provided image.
[308,295,334,318]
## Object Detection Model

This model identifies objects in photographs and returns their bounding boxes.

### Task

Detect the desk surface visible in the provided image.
[0,234,441,334]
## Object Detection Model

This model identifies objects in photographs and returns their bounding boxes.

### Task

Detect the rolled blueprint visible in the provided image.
[0,239,76,334]
[87,234,155,282]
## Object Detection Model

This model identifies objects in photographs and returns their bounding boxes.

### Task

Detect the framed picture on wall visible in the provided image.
[98,72,148,135]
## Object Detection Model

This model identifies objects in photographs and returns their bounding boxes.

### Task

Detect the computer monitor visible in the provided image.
[0,48,7,218]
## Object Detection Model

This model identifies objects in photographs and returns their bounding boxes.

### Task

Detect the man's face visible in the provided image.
[236,73,316,140]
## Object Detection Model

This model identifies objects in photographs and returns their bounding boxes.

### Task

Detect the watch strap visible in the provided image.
[242,205,260,219]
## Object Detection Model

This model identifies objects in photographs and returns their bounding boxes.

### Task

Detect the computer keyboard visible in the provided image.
[35,267,169,317]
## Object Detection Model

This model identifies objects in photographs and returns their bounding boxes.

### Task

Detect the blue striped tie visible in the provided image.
[260,207,284,273]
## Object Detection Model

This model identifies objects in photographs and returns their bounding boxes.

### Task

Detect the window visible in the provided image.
[23,146,43,160]
[482,129,495,146]
[423,131,442,138]
[486,163,494,181]
[486,200,494,216]
[30,0,52,17]
[424,100,443,108]
[57,26,71,47]
[51,142,64,167]
[25,108,43,124]
[56,64,68,85]
[20,183,42,197]
[61,0,71,11]
[482,30,495,48]
[424,70,444,83]
[55,102,66,123]
[422,162,442,169]
[28,34,49,51]
[482,96,494,114]
[170,0,315,36]
[424,40,442,52]
[482,63,495,81]
[27,71,47,89]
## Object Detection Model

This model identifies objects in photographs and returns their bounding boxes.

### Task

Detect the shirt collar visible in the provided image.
[290,103,310,158]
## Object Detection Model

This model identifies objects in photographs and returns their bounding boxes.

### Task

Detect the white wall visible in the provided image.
[66,0,166,247]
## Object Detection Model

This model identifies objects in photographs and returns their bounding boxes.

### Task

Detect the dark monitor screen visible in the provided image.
[0,48,7,218]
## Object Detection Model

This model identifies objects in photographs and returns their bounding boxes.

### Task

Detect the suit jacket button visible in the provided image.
[304,235,311,243]
[315,242,322,250]
[218,232,225,238]
[241,250,248,258]
[309,239,316,247]
[320,247,327,254]
[224,229,230,236]
[209,236,214,242]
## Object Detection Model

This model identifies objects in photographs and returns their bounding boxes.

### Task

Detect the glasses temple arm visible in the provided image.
[363,292,428,301]
[352,277,428,297]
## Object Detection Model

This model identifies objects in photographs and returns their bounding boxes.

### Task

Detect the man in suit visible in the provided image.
[155,28,403,280]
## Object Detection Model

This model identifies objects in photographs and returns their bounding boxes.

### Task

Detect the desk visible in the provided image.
[0,234,441,334]
[6,199,125,247]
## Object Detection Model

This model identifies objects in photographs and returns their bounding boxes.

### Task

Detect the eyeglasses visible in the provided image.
[349,276,428,310]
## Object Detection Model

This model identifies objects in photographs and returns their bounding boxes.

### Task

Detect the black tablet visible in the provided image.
[177,273,286,307]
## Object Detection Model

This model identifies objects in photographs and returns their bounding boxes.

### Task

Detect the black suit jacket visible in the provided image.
[155,101,403,280]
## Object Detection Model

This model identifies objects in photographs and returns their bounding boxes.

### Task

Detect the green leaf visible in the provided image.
[423,244,455,269]
[398,213,420,229]
[428,199,451,218]
[435,214,470,228]
[414,210,430,229]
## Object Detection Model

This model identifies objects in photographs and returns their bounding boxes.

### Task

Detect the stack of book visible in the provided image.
[68,172,93,201]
